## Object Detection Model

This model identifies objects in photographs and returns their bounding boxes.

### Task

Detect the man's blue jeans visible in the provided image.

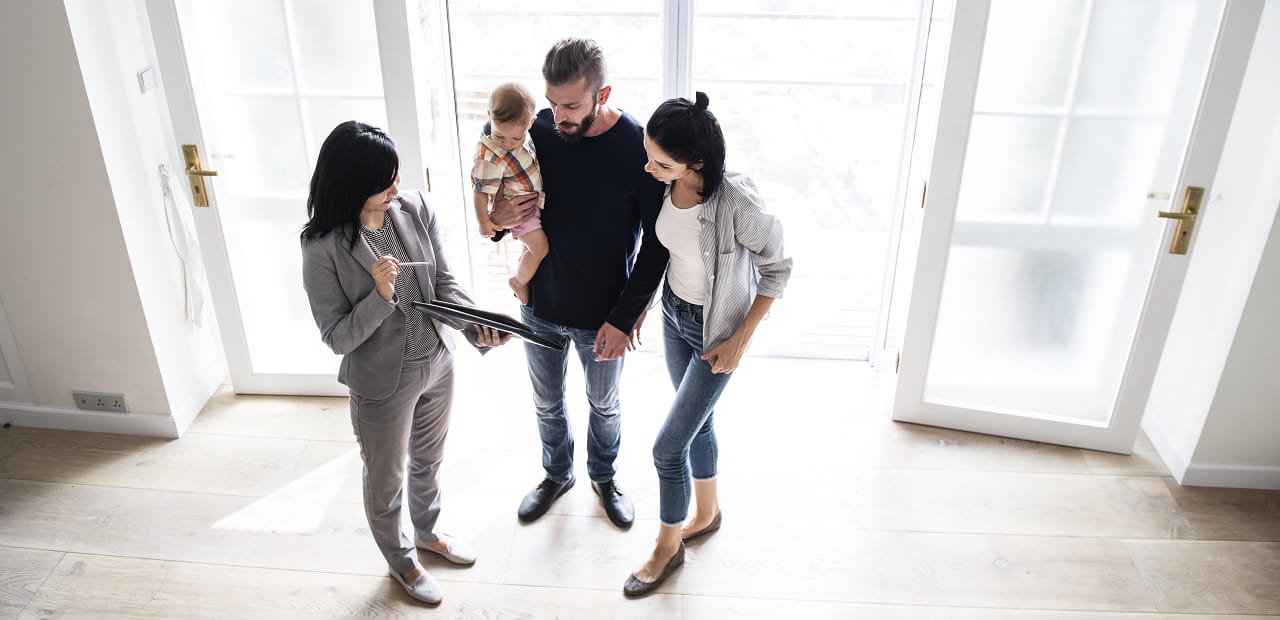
[654,285,734,526]
[521,306,624,484]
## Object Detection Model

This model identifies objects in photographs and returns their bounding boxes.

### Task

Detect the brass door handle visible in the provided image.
[1158,186,1204,255]
[181,144,217,206]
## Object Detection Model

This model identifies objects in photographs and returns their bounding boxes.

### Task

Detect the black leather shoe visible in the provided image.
[623,543,685,597]
[591,480,634,528]
[517,476,574,522]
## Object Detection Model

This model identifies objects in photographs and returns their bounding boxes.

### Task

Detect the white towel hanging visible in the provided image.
[160,164,208,327]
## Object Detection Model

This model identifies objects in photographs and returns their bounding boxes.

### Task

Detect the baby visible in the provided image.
[471,82,547,305]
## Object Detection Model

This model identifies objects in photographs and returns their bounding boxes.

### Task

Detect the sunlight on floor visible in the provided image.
[213,446,359,534]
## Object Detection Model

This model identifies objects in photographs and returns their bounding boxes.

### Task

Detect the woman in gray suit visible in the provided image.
[301,121,509,605]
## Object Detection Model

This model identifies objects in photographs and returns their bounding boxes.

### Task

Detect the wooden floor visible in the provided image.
[2,349,1278,619]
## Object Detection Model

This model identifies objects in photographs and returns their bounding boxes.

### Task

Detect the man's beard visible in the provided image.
[555,108,597,143]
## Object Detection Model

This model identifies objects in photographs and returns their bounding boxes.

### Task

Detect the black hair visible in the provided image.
[301,121,399,247]
[646,92,726,201]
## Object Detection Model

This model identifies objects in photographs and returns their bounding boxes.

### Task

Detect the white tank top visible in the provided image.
[656,193,706,304]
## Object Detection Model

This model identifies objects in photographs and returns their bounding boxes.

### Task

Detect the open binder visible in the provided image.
[411,300,562,350]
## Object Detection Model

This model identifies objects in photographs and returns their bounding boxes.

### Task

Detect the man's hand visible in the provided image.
[593,322,629,361]
[489,193,539,229]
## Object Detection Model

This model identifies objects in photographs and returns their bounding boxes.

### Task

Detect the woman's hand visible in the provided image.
[701,332,749,374]
[371,255,399,301]
[628,310,648,351]
[475,324,513,347]
[701,295,776,374]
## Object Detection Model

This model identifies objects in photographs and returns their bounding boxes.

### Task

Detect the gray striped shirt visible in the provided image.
[359,211,440,360]
[678,171,792,350]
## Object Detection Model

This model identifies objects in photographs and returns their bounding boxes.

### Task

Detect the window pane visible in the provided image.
[974,0,1084,109]
[956,115,1059,220]
[693,4,929,359]
[291,0,384,95]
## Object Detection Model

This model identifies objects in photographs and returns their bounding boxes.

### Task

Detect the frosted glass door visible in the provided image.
[152,0,421,394]
[894,0,1261,452]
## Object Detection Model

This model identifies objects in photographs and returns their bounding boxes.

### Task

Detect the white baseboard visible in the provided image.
[1141,417,1192,482]
[1181,463,1280,490]
[0,402,178,438]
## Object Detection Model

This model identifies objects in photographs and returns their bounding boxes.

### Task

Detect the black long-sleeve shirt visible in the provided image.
[527,108,668,332]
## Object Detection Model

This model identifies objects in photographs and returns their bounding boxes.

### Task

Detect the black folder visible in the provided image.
[412,300,562,350]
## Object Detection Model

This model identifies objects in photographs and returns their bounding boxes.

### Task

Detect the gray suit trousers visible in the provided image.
[348,346,454,575]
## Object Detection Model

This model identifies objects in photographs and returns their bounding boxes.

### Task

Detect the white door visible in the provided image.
[147,0,440,395]
[894,0,1263,452]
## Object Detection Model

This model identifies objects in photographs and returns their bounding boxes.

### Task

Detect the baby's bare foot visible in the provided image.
[509,276,529,305]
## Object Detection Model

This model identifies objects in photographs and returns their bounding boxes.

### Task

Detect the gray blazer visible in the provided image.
[302,190,481,399]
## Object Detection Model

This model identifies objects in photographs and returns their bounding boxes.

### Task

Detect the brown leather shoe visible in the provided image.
[623,543,685,597]
[681,511,722,542]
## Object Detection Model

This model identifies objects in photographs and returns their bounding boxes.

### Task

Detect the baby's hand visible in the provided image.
[479,221,499,238]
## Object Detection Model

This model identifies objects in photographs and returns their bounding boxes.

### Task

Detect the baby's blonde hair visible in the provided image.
[489,83,536,124]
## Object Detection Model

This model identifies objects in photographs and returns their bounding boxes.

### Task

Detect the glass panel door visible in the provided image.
[153,0,419,394]
[894,0,1261,452]
[180,0,386,378]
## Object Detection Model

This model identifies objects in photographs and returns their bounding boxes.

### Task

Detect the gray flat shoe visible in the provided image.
[415,534,477,565]
[390,568,443,605]
[681,511,722,542]
[623,542,685,597]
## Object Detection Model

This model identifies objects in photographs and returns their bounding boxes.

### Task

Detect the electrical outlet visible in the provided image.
[72,391,129,413]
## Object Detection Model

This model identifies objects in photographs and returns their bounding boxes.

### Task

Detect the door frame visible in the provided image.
[892,0,1263,453]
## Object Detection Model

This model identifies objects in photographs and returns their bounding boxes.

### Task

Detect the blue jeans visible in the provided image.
[521,306,624,483]
[654,286,733,526]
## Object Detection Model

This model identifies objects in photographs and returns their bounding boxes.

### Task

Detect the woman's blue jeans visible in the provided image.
[654,285,734,526]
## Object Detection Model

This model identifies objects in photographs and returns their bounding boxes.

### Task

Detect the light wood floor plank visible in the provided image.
[1081,433,1172,477]
[1126,540,1280,614]
[0,545,63,620]
[0,478,386,576]
[504,515,1160,611]
[0,426,308,498]
[21,553,680,619]
[0,478,517,586]
[186,389,352,442]
[1163,479,1280,541]
[683,596,1280,619]
[704,464,1193,538]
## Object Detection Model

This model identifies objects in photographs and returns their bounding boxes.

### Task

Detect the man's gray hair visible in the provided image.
[542,38,607,91]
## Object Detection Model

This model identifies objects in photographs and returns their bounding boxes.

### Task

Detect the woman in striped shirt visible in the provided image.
[624,93,792,596]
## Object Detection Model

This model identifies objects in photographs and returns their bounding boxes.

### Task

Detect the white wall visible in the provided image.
[0,0,224,437]
[1192,205,1280,471]
[63,0,225,432]
[1142,0,1280,489]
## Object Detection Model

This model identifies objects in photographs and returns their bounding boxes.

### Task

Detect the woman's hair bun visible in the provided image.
[694,91,710,110]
